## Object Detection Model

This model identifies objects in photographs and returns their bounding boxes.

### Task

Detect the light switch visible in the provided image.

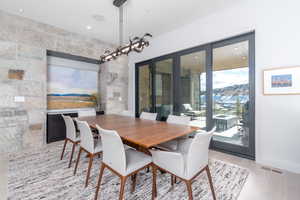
[14,96,25,102]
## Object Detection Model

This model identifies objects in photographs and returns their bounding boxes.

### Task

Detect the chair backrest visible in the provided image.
[96,125,126,174]
[167,115,191,125]
[182,104,193,111]
[76,120,95,153]
[140,112,157,120]
[61,115,77,141]
[78,108,96,117]
[185,127,216,178]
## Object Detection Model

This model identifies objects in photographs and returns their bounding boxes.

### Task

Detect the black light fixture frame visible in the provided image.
[100,33,152,63]
[100,0,152,63]
[113,0,127,7]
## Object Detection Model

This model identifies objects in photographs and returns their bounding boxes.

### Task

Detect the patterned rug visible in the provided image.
[8,142,249,200]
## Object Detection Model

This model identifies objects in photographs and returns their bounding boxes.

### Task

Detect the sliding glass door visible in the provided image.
[136,32,255,159]
[210,34,255,158]
[212,41,250,147]
[179,50,207,129]
[154,59,173,120]
[137,64,153,114]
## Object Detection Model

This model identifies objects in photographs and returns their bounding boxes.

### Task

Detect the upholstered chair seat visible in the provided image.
[156,115,191,151]
[150,128,217,200]
[94,125,152,200]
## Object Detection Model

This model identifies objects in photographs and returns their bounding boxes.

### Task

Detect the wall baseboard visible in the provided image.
[256,159,300,174]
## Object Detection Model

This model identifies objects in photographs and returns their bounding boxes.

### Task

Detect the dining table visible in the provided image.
[78,114,200,150]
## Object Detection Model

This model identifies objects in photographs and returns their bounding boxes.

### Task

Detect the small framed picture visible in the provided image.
[263,66,300,95]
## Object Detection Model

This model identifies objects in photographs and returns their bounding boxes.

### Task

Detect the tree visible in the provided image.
[236,96,241,117]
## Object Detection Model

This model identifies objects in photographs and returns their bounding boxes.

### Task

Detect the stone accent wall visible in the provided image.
[100,55,129,114]
[0,10,129,152]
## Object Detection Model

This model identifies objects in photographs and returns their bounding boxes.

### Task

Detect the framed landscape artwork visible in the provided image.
[263,66,300,95]
[47,66,98,110]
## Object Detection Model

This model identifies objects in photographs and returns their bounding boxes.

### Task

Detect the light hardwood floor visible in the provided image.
[0,150,299,200]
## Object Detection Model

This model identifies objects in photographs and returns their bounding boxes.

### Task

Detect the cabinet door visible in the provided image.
[46,112,77,143]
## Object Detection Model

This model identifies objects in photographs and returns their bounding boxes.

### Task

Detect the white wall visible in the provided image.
[128,0,300,173]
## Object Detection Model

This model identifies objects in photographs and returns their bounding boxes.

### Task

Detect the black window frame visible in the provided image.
[135,31,255,160]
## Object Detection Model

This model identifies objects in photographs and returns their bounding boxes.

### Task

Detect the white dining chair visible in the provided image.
[94,125,152,200]
[140,112,157,120]
[73,120,102,188]
[60,115,81,168]
[78,108,96,117]
[150,128,217,200]
[156,115,191,151]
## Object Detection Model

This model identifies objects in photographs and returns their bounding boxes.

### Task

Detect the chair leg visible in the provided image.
[185,180,193,200]
[94,163,106,200]
[85,154,94,187]
[206,166,216,200]
[68,142,76,168]
[119,176,127,200]
[131,173,137,193]
[74,147,82,175]
[60,139,67,160]
[171,175,174,187]
[152,165,157,199]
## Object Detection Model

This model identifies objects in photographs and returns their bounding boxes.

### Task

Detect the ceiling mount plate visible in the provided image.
[113,0,127,7]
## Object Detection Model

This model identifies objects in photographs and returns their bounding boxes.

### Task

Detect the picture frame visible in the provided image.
[263,66,300,95]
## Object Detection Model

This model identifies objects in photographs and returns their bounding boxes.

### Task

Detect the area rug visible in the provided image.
[7,142,249,200]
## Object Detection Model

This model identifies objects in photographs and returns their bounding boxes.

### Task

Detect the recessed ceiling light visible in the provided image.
[19,8,24,13]
[234,47,238,51]
[86,25,92,30]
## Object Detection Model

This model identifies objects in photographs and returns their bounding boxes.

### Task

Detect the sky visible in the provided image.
[47,66,98,94]
[212,67,249,89]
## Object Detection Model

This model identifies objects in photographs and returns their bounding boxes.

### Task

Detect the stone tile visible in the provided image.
[35,23,73,38]
[0,96,17,108]
[0,81,18,96]
[0,41,17,60]
[17,44,46,61]
[0,59,38,81]
[0,24,17,42]
[16,27,56,50]
[23,129,44,148]
[17,80,44,97]
[16,59,47,82]
[0,126,24,153]
[55,36,84,56]
[27,109,46,125]
[21,97,46,110]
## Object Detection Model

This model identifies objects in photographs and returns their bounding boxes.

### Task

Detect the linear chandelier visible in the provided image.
[100,0,152,63]
[100,33,152,63]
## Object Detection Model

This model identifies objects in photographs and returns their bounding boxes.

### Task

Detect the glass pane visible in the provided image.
[155,59,173,120]
[180,51,206,128]
[138,65,152,114]
[212,41,249,147]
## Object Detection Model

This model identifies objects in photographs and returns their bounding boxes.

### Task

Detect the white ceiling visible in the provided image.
[0,0,238,45]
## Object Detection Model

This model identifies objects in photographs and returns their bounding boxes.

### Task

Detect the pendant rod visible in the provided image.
[119,6,124,46]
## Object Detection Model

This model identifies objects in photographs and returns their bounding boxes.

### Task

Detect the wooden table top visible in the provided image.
[78,114,199,148]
